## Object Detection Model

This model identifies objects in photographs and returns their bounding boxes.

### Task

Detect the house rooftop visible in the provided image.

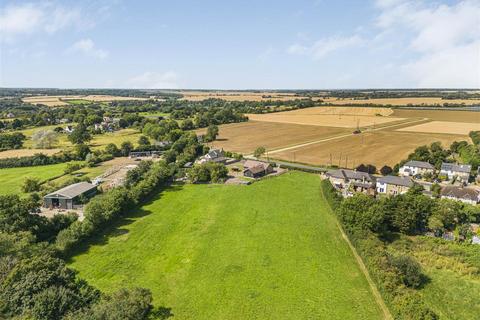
[403,160,434,170]
[441,186,480,202]
[326,169,375,182]
[244,160,271,171]
[377,175,413,187]
[44,182,96,199]
[245,164,265,175]
[441,162,472,174]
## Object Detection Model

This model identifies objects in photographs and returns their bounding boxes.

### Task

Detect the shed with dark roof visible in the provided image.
[43,182,97,209]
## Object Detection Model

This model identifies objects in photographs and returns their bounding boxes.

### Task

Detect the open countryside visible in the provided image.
[69,172,385,319]
[2,0,480,318]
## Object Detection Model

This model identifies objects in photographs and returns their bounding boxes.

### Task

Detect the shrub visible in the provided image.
[390,255,425,289]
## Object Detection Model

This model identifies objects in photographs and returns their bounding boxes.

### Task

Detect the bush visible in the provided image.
[22,177,41,193]
[188,162,228,183]
[390,255,425,289]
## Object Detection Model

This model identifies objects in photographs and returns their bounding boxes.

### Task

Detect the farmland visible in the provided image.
[247,113,404,128]
[0,148,61,159]
[322,97,480,106]
[201,106,479,168]
[22,95,148,107]
[69,172,384,320]
[392,108,480,122]
[179,90,309,102]
[270,130,464,168]
[0,162,72,195]
[398,121,480,135]
[197,121,350,154]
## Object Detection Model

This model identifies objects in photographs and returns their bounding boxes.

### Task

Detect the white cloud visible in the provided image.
[68,39,109,59]
[127,71,180,89]
[0,2,89,40]
[374,0,480,88]
[287,35,364,60]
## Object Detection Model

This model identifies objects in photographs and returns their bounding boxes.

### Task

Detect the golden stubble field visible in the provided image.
[247,108,404,128]
[22,95,148,106]
[0,148,62,159]
[321,97,480,106]
[179,91,309,102]
[196,121,350,154]
[206,106,479,168]
[270,131,466,168]
[398,121,480,135]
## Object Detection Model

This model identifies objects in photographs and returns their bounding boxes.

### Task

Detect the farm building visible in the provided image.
[376,176,413,196]
[399,160,435,177]
[325,169,376,196]
[440,163,471,182]
[243,160,274,178]
[43,182,97,210]
[440,186,480,205]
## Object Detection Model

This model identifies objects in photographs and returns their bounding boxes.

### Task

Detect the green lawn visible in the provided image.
[0,162,71,195]
[69,172,383,319]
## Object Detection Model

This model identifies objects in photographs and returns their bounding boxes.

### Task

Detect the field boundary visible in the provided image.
[319,179,393,320]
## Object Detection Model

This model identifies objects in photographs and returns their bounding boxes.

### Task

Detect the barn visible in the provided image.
[43,182,97,209]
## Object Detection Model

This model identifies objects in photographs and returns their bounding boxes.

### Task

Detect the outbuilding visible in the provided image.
[43,182,97,209]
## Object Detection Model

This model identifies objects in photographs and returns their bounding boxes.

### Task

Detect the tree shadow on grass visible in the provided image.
[150,306,174,319]
[65,184,185,261]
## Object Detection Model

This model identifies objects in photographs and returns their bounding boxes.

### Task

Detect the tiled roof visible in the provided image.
[441,162,472,174]
[377,175,413,187]
[441,186,480,201]
[403,160,434,170]
[326,169,375,182]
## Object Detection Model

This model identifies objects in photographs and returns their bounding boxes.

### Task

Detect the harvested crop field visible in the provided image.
[392,109,480,122]
[397,121,480,135]
[271,131,465,168]
[322,97,480,106]
[179,91,309,102]
[196,121,350,154]
[247,113,404,128]
[278,106,393,116]
[23,95,147,106]
[0,148,61,159]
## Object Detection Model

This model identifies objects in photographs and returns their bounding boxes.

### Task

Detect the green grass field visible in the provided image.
[89,129,143,150]
[387,236,480,319]
[0,162,71,195]
[69,172,383,319]
[65,99,93,105]
[18,125,142,151]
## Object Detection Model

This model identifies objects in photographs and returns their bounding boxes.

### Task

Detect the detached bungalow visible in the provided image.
[43,182,97,210]
[440,186,480,205]
[440,163,471,182]
[325,169,376,196]
[243,160,273,178]
[399,160,435,177]
[198,149,227,164]
[376,176,413,195]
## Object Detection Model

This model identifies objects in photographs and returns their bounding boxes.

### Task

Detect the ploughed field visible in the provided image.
[69,172,384,320]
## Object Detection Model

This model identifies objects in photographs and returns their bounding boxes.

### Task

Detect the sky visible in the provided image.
[0,0,479,89]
